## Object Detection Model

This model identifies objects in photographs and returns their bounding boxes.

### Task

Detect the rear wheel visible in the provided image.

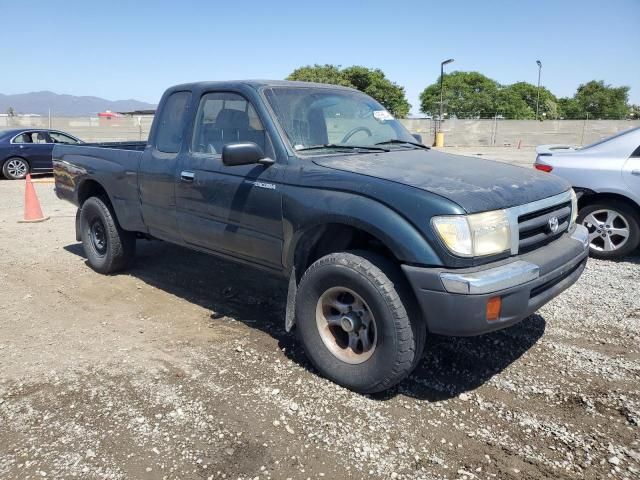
[2,157,29,180]
[80,196,136,273]
[295,251,425,393]
[578,201,640,259]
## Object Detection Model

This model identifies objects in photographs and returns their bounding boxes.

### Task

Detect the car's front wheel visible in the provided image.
[79,196,136,273]
[295,251,425,393]
[2,157,30,180]
[578,201,640,259]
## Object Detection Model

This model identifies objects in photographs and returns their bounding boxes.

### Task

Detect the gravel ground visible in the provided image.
[0,174,639,480]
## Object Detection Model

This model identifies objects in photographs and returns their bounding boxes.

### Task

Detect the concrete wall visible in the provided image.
[2,115,639,147]
[401,118,640,147]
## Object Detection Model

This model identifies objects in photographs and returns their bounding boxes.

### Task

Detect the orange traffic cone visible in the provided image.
[19,174,49,223]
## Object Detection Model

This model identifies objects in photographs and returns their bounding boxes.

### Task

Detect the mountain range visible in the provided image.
[0,91,156,116]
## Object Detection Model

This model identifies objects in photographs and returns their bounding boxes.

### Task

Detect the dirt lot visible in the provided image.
[1,172,639,480]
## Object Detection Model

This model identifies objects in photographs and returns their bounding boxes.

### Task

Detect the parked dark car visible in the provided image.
[53,80,589,393]
[0,128,82,179]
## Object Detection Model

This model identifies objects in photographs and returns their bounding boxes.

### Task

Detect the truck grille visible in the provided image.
[517,201,571,253]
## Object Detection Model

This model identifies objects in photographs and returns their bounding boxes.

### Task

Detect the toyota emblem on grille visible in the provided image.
[548,216,559,233]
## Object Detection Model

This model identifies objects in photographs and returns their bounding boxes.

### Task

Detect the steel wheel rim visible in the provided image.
[315,287,377,364]
[90,219,108,256]
[582,209,630,252]
[7,159,27,178]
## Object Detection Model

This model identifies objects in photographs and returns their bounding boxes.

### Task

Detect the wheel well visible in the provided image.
[578,191,640,213]
[293,224,398,282]
[77,180,110,207]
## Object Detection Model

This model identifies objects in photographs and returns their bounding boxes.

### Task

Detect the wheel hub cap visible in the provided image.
[7,159,27,178]
[582,209,630,252]
[316,287,377,364]
[90,220,107,255]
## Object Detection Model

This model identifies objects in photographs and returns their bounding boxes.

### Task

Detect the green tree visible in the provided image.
[500,82,559,119]
[286,64,352,87]
[419,71,500,118]
[629,104,640,120]
[558,97,581,119]
[287,64,411,117]
[495,87,533,119]
[562,80,630,119]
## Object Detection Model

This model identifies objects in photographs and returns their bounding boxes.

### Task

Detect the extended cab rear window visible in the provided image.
[155,91,192,153]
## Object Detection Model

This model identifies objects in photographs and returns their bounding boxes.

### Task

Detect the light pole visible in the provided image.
[535,60,542,120]
[439,58,454,130]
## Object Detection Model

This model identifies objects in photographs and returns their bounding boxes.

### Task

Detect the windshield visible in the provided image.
[264,87,417,153]
[579,126,640,150]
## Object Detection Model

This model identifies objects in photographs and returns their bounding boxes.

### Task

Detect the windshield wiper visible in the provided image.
[296,143,390,153]
[374,139,430,150]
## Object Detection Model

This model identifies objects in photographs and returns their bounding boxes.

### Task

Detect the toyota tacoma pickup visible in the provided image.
[53,81,589,393]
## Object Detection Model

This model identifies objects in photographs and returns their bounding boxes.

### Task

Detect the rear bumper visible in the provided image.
[402,225,589,336]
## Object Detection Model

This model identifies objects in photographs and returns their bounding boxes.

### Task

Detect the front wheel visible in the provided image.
[295,251,425,393]
[578,201,640,259]
[79,196,136,274]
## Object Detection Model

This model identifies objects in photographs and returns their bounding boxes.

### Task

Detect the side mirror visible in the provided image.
[222,142,273,166]
[412,133,422,143]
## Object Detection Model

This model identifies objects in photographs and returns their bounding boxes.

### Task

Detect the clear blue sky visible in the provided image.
[3,0,639,113]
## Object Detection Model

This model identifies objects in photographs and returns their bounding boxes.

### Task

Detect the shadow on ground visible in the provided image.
[65,240,545,402]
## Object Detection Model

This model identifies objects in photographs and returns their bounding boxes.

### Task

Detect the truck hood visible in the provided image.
[313,149,570,213]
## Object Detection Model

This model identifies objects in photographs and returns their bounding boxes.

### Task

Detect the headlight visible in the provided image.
[570,189,578,225]
[432,210,511,257]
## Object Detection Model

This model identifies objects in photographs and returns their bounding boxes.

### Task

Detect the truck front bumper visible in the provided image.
[401,225,589,336]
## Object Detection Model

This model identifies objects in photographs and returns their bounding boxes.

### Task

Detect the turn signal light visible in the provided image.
[535,163,553,173]
[486,296,502,321]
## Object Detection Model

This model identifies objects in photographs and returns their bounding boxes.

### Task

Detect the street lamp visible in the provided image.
[535,60,542,120]
[439,58,454,130]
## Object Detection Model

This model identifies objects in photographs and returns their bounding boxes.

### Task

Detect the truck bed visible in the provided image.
[52,142,147,232]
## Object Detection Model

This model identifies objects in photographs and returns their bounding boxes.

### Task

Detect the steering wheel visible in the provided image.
[341,126,372,144]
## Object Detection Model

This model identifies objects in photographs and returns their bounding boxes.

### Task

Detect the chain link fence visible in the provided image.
[2,114,639,147]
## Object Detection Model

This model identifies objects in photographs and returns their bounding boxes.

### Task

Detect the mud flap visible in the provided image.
[75,208,82,242]
[285,268,297,332]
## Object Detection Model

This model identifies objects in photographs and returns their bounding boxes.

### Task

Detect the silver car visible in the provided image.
[535,126,640,259]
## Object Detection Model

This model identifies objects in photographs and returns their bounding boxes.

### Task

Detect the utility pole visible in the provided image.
[535,60,542,120]
[439,58,455,129]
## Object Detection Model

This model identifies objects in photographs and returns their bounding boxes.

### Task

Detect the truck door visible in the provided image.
[175,91,284,270]
[138,91,192,243]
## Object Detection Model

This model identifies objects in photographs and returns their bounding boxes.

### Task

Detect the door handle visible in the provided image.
[632,170,640,176]
[180,171,195,182]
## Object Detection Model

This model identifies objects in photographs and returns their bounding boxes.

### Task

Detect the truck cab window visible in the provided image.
[155,91,192,153]
[191,92,266,155]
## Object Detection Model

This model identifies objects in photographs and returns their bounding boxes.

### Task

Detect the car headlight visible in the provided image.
[570,189,578,226]
[432,210,511,257]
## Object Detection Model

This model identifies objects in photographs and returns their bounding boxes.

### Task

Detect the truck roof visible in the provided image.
[167,79,358,92]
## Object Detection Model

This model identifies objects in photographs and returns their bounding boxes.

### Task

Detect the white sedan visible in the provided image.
[534,126,640,259]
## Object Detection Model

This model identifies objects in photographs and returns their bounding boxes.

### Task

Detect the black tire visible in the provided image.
[295,251,426,393]
[79,196,136,274]
[2,157,30,180]
[578,201,640,260]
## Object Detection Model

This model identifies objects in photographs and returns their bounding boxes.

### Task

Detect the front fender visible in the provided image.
[282,186,443,271]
